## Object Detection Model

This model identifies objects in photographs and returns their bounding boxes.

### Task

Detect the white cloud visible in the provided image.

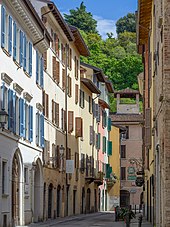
[94,15,117,39]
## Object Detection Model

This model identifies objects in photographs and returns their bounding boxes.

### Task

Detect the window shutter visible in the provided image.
[56,145,60,168]
[8,89,13,131]
[56,37,59,56]
[63,110,66,131]
[107,117,112,131]
[75,117,83,137]
[29,106,33,142]
[69,48,72,69]
[77,59,79,79]
[36,113,39,145]
[107,141,112,156]
[62,68,65,90]
[28,42,32,76]
[102,136,106,153]
[1,83,5,110]
[68,111,74,133]
[75,84,78,104]
[52,56,57,80]
[1,5,5,48]
[75,56,77,79]
[52,99,55,123]
[145,108,151,148]
[55,103,59,127]
[19,98,24,137]
[43,51,47,70]
[90,126,93,145]
[13,92,16,133]
[19,30,23,67]
[40,114,44,148]
[36,51,39,84]
[46,93,49,118]
[40,57,44,88]
[98,133,101,149]
[56,61,60,84]
[23,34,27,71]
[13,21,17,61]
[8,15,12,55]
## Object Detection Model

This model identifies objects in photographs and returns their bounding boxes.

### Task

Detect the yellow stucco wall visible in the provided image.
[109,125,120,208]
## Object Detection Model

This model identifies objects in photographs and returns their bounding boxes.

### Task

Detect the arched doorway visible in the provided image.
[120,190,130,208]
[98,189,101,211]
[86,188,91,213]
[12,153,20,225]
[57,185,61,217]
[81,187,85,214]
[48,183,53,218]
[94,189,97,212]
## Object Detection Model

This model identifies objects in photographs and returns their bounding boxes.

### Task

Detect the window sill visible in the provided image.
[14,60,21,69]
[2,48,11,57]
[36,83,43,90]
[24,71,31,78]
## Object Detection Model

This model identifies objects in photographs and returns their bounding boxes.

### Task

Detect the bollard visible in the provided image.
[138,214,143,227]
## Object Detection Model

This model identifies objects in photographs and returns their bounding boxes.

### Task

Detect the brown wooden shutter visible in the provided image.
[90,126,93,145]
[56,145,60,168]
[43,51,47,70]
[75,84,78,104]
[68,111,74,133]
[61,108,64,130]
[61,43,64,62]
[56,61,60,84]
[52,99,55,123]
[55,103,59,127]
[53,57,57,80]
[76,59,79,79]
[62,68,65,90]
[68,77,72,96]
[145,108,151,148]
[75,56,77,79]
[45,93,49,118]
[56,37,59,56]
[70,48,72,69]
[75,117,83,137]
[64,110,66,131]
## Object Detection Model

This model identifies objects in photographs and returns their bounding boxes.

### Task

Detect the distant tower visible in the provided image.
[115,88,140,114]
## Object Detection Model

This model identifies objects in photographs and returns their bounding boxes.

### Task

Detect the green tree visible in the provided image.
[64,2,98,34]
[116,13,136,35]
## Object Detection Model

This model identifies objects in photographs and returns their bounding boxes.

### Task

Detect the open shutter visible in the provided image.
[55,103,59,127]
[8,89,13,131]
[56,61,60,84]
[1,83,5,110]
[23,34,27,71]
[43,51,47,70]
[13,21,17,61]
[19,30,23,67]
[36,113,39,145]
[40,114,44,148]
[53,57,57,80]
[29,42,32,76]
[56,145,60,168]
[145,108,151,148]
[107,141,112,156]
[36,51,39,84]
[75,84,78,104]
[8,15,12,55]
[107,117,112,131]
[1,5,6,48]
[89,126,93,145]
[29,106,33,142]
[62,68,65,90]
[75,117,83,137]
[19,98,24,137]
[13,92,16,133]
[68,111,73,133]
[40,57,44,88]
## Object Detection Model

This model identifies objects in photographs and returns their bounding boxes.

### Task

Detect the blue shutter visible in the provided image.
[13,21,17,60]
[40,57,44,88]
[29,42,32,76]
[40,114,44,148]
[1,83,5,110]
[19,98,24,136]
[36,51,39,84]
[29,106,33,142]
[1,5,5,48]
[8,89,13,131]
[23,34,27,71]
[8,15,12,55]
[23,101,26,139]
[19,30,23,67]
[36,112,39,145]
[13,92,16,133]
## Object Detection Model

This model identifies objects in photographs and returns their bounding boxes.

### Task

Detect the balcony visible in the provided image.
[106,176,116,188]
[94,171,104,186]
[85,175,94,184]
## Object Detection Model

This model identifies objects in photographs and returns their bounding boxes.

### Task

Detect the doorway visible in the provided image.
[48,183,53,218]
[57,185,61,217]
[86,188,91,213]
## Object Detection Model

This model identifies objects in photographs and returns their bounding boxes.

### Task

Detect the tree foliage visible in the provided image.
[116,13,136,35]
[64,2,98,34]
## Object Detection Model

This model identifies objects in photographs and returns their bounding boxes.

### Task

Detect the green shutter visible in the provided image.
[106,164,112,178]
[98,133,101,149]
[103,136,106,153]
[107,141,112,156]
[107,117,112,131]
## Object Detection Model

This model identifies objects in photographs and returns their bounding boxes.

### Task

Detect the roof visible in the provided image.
[81,78,101,94]
[80,62,105,82]
[99,98,110,109]
[137,0,152,46]
[69,25,90,57]
[110,113,143,123]
[48,2,74,41]
[105,78,114,93]
[114,88,140,98]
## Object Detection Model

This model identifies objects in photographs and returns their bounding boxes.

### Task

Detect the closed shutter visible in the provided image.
[40,114,44,148]
[75,84,78,104]
[29,42,32,76]
[19,98,24,137]
[53,56,57,80]
[8,89,13,131]
[107,117,112,131]
[145,108,151,148]
[148,53,152,89]
[29,106,33,142]
[62,68,65,90]
[55,103,59,127]
[76,59,79,79]
[40,57,44,88]
[13,92,16,133]
[81,153,85,171]
[45,93,49,118]
[23,34,27,71]
[13,22,17,61]
[1,6,5,48]
[89,126,93,145]
[75,117,83,137]
[43,51,47,70]
[68,111,74,133]
[107,141,112,156]
[52,99,55,123]
[8,15,12,55]
[19,30,23,67]
[56,37,59,56]
[56,145,60,168]
[36,51,39,84]
[69,48,72,69]
[56,61,60,84]
[75,56,77,79]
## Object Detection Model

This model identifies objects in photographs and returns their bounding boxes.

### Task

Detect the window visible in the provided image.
[69,48,72,69]
[121,145,126,158]
[125,126,129,139]
[67,76,72,97]
[121,167,126,180]
[80,153,85,172]
[43,91,49,118]
[75,117,83,138]
[2,161,7,194]
[36,112,44,148]
[68,111,74,133]
[52,100,59,126]
[24,167,28,184]
[61,43,65,64]
[36,51,44,88]
[79,90,84,108]
[61,108,66,131]
[89,96,92,113]
[102,110,107,128]
[62,68,66,90]
[75,84,79,104]
[102,136,106,153]
[75,56,79,79]
[52,56,60,84]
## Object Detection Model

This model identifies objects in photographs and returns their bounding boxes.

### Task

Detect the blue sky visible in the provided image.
[53,0,137,39]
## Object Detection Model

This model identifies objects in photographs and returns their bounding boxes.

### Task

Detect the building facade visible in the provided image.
[0,0,51,226]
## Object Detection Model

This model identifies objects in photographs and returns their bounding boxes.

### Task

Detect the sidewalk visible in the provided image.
[130,213,153,227]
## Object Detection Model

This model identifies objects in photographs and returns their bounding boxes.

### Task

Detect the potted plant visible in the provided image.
[119,207,136,227]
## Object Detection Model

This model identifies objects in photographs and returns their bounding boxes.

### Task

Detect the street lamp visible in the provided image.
[0,108,8,129]
[59,144,65,155]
